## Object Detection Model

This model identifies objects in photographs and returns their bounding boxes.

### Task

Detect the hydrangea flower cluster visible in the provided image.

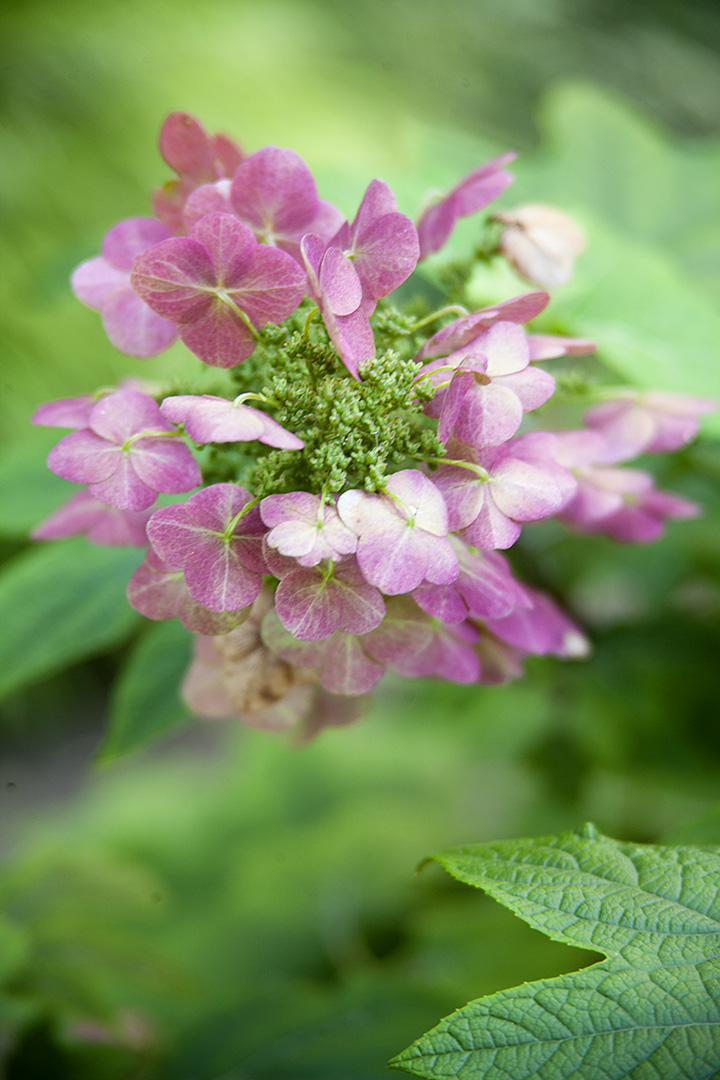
[33,112,715,739]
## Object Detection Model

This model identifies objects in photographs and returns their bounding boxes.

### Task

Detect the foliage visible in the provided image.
[392,825,720,1078]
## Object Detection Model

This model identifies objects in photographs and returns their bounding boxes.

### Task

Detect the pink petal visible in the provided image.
[526,334,596,361]
[89,389,170,444]
[33,394,96,429]
[230,146,319,240]
[102,217,173,271]
[102,287,179,358]
[179,302,258,367]
[183,181,234,230]
[416,292,549,363]
[494,366,555,412]
[224,243,306,327]
[48,429,121,484]
[33,490,151,546]
[71,257,128,310]
[90,455,158,511]
[159,112,216,179]
[130,237,216,322]
[318,247,362,316]
[160,395,266,443]
[130,437,202,494]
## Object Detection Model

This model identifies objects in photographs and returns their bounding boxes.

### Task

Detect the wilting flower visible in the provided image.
[495,203,586,288]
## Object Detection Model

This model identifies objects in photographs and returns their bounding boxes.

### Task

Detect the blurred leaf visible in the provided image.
[100,620,193,761]
[0,914,29,983]
[392,825,720,1079]
[532,219,720,424]
[0,539,141,701]
[0,434,74,538]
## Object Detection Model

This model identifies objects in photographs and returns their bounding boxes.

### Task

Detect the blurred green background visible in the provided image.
[1,1,719,1077]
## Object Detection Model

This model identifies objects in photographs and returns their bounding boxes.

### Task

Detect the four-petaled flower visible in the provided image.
[71,218,179,358]
[47,389,202,511]
[130,212,306,367]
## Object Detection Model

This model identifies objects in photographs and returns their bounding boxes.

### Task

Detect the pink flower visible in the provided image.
[262,608,385,696]
[274,557,385,640]
[71,218,179,358]
[152,111,245,234]
[337,469,458,594]
[47,389,201,511]
[327,179,420,302]
[33,490,153,547]
[146,483,266,612]
[554,429,699,542]
[426,321,555,448]
[361,596,481,683]
[160,395,304,449]
[413,541,531,623]
[434,433,576,550]
[301,233,377,379]
[416,292,550,367]
[417,154,516,259]
[584,391,717,462]
[127,548,251,634]
[260,492,357,566]
[130,213,306,368]
[184,146,344,260]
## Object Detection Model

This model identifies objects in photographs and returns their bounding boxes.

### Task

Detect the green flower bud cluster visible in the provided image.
[201,311,445,498]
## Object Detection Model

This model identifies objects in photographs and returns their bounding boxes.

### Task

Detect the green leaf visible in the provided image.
[0,538,141,701]
[99,619,194,761]
[391,825,720,1079]
[0,434,73,537]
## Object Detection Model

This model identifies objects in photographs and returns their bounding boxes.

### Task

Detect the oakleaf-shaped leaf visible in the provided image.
[391,825,720,1080]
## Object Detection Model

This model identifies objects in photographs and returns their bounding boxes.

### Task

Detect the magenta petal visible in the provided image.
[491,457,568,521]
[230,146,319,240]
[319,247,362,316]
[225,244,306,326]
[102,218,173,271]
[180,303,258,367]
[384,469,450,535]
[494,367,555,412]
[146,503,204,567]
[187,212,257,275]
[452,381,524,447]
[130,438,201,493]
[434,466,487,531]
[130,237,216,322]
[71,257,128,310]
[275,567,345,640]
[102,288,179,358]
[89,389,170,444]
[417,154,515,258]
[183,181,234,230]
[253,411,304,450]
[317,633,385,695]
[33,490,152,547]
[185,483,255,531]
[160,395,265,443]
[33,394,96,429]
[351,212,419,300]
[90,456,158,511]
[159,112,216,178]
[461,497,523,550]
[417,292,549,363]
[412,582,468,623]
[183,536,262,612]
[48,430,120,484]
[526,334,597,361]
